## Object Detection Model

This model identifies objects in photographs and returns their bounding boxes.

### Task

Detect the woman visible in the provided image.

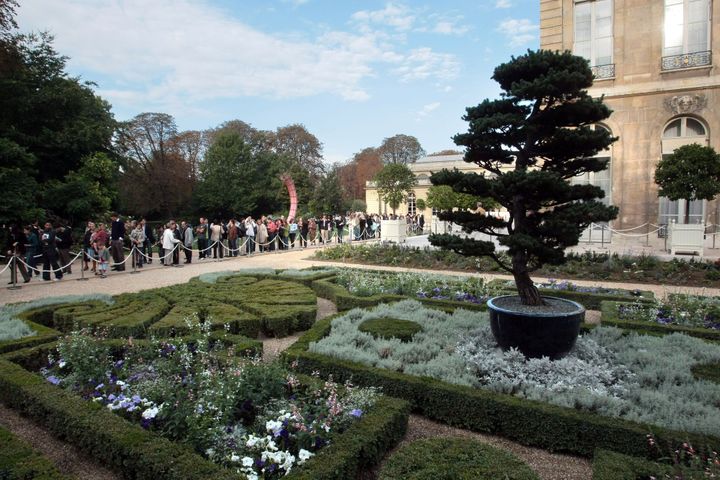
[308,218,317,246]
[130,221,146,268]
[256,217,268,253]
[227,219,239,257]
[288,218,298,249]
[299,217,309,248]
[82,222,95,271]
[244,216,256,255]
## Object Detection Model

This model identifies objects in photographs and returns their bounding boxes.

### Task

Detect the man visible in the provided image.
[210,220,223,259]
[5,225,31,284]
[40,222,63,281]
[172,222,181,265]
[110,213,126,271]
[196,217,208,259]
[56,225,73,274]
[142,219,155,263]
[181,221,193,264]
[162,221,181,266]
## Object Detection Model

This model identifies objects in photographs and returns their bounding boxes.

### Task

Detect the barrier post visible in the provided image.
[130,247,140,274]
[78,256,89,281]
[7,256,21,290]
[601,224,605,247]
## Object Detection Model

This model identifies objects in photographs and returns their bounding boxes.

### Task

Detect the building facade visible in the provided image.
[542,0,720,232]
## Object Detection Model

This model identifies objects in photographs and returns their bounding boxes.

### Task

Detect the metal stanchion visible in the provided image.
[130,247,141,274]
[7,256,21,290]
[78,257,89,281]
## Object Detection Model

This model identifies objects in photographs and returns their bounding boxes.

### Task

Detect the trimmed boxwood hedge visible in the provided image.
[0,318,60,355]
[379,437,539,480]
[281,314,720,459]
[0,425,71,480]
[311,277,487,313]
[489,279,655,310]
[358,317,423,342]
[600,301,720,341]
[691,362,720,383]
[148,304,262,338]
[0,343,410,480]
[590,449,707,480]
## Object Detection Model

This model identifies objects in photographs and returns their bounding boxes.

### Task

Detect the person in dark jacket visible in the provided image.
[40,222,63,281]
[110,213,126,271]
[25,225,40,276]
[56,225,73,274]
[142,219,155,264]
[5,225,31,284]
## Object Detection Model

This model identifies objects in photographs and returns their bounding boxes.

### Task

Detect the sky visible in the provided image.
[16,0,540,166]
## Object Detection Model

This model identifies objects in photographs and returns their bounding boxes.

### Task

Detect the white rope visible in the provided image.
[607,222,649,232]
[16,249,84,274]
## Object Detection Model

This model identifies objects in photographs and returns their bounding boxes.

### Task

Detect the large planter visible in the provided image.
[487,295,585,360]
[668,221,704,256]
[380,219,407,243]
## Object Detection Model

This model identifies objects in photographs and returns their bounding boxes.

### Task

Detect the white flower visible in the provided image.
[246,435,261,448]
[265,419,282,434]
[58,360,66,368]
[141,406,159,420]
[242,456,254,467]
[298,449,314,464]
[230,454,240,462]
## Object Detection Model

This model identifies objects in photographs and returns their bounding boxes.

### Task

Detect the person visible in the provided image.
[56,225,73,274]
[97,242,110,278]
[110,213,126,271]
[227,219,239,257]
[334,214,345,244]
[319,215,329,244]
[82,222,95,272]
[257,217,268,253]
[25,224,40,276]
[267,217,278,252]
[5,225,30,284]
[162,221,181,266]
[210,220,223,259]
[142,219,155,263]
[182,221,194,264]
[279,218,289,250]
[418,213,425,233]
[308,217,318,245]
[196,217,208,259]
[288,218,298,249]
[130,221,146,268]
[40,222,63,281]
[172,222,181,265]
[299,217,309,248]
[91,223,109,275]
[359,214,367,240]
[245,216,256,254]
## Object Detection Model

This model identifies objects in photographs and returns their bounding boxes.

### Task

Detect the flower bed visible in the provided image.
[592,447,720,480]
[490,279,654,310]
[283,304,720,457]
[0,323,409,480]
[379,437,539,480]
[0,425,70,480]
[601,297,720,342]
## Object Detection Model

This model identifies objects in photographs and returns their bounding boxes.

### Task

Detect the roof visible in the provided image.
[415,153,465,164]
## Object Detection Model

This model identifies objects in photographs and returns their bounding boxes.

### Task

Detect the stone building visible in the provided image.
[542,0,720,238]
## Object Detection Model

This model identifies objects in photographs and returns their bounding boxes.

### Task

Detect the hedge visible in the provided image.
[0,318,60,355]
[600,301,720,341]
[0,425,71,480]
[358,317,423,342]
[282,315,720,459]
[311,277,487,313]
[488,279,655,310]
[379,437,539,480]
[590,449,712,480]
[148,304,262,338]
[244,303,317,337]
[0,352,409,480]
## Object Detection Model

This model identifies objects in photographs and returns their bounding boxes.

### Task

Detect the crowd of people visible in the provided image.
[3,211,392,283]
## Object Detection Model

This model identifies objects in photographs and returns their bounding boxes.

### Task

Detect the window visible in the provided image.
[663,0,711,70]
[571,125,612,240]
[574,0,614,75]
[659,116,709,224]
[407,193,416,216]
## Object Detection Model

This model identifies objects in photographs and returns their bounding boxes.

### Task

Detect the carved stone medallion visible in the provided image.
[664,94,707,115]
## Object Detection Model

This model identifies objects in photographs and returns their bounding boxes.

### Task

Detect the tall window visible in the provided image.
[407,193,416,216]
[659,117,709,224]
[571,125,612,206]
[574,0,613,70]
[664,0,711,56]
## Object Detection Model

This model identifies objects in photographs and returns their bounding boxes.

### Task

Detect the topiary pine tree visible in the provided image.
[429,50,618,306]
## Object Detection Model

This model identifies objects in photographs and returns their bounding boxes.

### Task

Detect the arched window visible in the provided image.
[407,193,416,216]
[659,116,710,224]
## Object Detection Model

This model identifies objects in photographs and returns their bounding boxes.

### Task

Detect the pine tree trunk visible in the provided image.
[512,251,543,306]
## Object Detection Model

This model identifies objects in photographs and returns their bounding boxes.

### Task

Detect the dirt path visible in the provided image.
[0,403,120,480]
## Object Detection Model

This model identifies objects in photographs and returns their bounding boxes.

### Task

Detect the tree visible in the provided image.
[429,50,618,306]
[273,124,325,177]
[337,147,383,201]
[169,130,208,182]
[310,169,345,215]
[654,144,720,224]
[428,149,463,156]
[373,163,417,215]
[379,134,425,164]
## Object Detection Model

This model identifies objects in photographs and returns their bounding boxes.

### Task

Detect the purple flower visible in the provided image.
[46,375,61,385]
[350,408,363,418]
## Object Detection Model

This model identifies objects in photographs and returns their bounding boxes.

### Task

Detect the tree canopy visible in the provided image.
[429,50,618,305]
[373,163,417,214]
[379,134,425,165]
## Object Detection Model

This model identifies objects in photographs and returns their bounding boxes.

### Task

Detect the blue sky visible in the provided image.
[17,0,540,165]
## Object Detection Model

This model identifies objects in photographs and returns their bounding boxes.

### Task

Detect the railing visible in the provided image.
[591,63,615,80]
[661,50,712,71]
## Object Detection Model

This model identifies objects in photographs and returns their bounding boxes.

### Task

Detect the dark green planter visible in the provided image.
[487,295,585,360]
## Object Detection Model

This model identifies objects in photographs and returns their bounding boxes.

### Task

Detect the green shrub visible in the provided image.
[379,437,539,480]
[283,315,720,458]
[0,425,70,480]
[590,449,711,480]
[244,303,317,337]
[601,301,720,341]
[358,318,423,342]
[149,304,262,338]
[692,362,720,383]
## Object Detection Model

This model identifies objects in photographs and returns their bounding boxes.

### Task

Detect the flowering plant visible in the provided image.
[618,294,720,331]
[42,318,378,479]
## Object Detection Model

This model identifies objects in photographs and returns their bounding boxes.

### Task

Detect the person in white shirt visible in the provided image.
[162,221,181,266]
[244,217,257,255]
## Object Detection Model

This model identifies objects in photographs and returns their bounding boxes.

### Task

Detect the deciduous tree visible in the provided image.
[379,134,425,164]
[373,163,417,215]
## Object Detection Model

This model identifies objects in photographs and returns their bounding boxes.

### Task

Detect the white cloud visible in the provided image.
[282,0,310,6]
[432,20,469,36]
[351,3,415,32]
[496,18,538,47]
[495,0,512,8]
[416,101,441,121]
[16,0,459,112]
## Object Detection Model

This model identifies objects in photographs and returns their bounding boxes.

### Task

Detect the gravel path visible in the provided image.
[0,403,120,480]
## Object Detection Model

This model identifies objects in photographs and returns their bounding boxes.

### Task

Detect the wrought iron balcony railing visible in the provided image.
[661,50,712,71]
[591,63,615,80]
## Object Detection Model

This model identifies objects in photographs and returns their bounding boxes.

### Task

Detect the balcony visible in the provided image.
[591,63,615,80]
[661,51,712,71]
